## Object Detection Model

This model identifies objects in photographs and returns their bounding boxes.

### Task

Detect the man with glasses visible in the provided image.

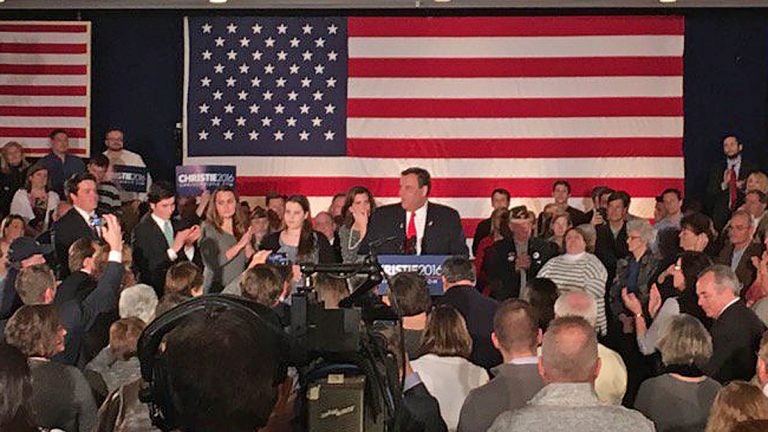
[716,210,764,295]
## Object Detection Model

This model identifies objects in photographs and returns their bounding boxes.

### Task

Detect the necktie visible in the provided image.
[163,220,174,248]
[728,167,738,210]
[89,215,101,238]
[405,211,417,254]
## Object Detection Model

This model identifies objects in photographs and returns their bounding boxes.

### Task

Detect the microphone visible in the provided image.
[368,235,400,250]
[299,262,379,275]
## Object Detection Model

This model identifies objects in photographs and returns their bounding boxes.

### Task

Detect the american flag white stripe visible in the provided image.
[1,75,89,85]
[347,118,683,139]
[185,156,683,179]
[348,35,684,58]
[348,77,683,98]
[0,21,91,155]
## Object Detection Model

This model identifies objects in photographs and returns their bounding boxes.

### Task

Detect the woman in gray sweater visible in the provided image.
[199,187,254,293]
[634,314,721,432]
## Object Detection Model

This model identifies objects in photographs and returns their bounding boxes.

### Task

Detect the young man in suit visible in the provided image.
[716,210,765,295]
[360,167,468,256]
[52,172,101,279]
[471,188,510,256]
[437,256,501,369]
[698,264,766,383]
[706,135,759,230]
[132,182,201,295]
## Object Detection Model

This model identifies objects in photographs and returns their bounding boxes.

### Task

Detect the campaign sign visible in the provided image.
[377,255,449,296]
[176,165,236,197]
[112,165,148,193]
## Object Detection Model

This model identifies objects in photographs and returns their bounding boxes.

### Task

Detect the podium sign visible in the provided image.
[377,255,449,296]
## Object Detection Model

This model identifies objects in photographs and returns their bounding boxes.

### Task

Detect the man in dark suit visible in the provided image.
[132,182,201,295]
[15,214,125,366]
[471,188,510,256]
[360,167,468,256]
[458,300,543,432]
[595,191,631,285]
[483,206,558,300]
[436,256,501,369]
[706,135,759,230]
[698,264,766,383]
[52,172,101,278]
[716,210,765,295]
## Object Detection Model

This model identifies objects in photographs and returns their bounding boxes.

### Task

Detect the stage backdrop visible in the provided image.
[0,21,91,156]
[183,15,685,237]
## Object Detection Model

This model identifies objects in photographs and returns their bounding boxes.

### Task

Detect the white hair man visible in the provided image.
[697,264,765,383]
[489,316,654,432]
[552,290,627,405]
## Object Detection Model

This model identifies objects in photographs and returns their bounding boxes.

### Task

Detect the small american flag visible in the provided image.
[185,16,685,239]
[0,21,91,156]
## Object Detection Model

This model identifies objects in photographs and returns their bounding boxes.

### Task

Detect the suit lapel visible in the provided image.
[422,203,435,253]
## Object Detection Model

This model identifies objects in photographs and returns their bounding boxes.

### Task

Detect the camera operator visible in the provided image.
[96,301,294,432]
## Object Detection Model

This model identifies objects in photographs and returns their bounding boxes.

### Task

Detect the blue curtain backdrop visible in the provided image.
[3,9,768,197]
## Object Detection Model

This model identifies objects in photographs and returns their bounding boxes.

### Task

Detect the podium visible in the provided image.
[376,255,450,296]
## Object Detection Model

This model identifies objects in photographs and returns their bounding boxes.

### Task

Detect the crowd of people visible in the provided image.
[1,129,768,432]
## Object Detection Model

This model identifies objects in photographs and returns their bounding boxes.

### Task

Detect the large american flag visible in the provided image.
[0,21,91,156]
[184,16,684,238]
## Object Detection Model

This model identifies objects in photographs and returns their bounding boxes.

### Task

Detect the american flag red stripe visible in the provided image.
[347,98,683,118]
[349,57,682,78]
[0,21,91,155]
[346,16,684,37]
[185,15,684,243]
[346,138,683,158]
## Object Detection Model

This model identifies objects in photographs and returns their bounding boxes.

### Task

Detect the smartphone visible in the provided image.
[266,252,290,266]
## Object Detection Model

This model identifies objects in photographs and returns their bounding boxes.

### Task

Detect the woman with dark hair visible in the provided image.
[9,163,59,235]
[200,186,255,293]
[546,212,571,254]
[261,194,337,266]
[0,343,40,432]
[411,305,488,431]
[5,305,97,432]
[525,277,559,331]
[0,141,30,217]
[473,207,508,292]
[337,186,376,263]
[623,251,713,355]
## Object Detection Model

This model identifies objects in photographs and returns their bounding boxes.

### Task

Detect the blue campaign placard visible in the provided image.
[176,165,236,197]
[112,165,148,193]
[377,255,450,296]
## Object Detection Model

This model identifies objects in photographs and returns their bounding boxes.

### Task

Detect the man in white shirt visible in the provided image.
[132,182,200,295]
[52,173,102,278]
[103,129,151,232]
[361,167,467,256]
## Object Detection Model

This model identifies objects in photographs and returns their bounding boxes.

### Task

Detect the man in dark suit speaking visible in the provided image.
[360,167,468,256]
